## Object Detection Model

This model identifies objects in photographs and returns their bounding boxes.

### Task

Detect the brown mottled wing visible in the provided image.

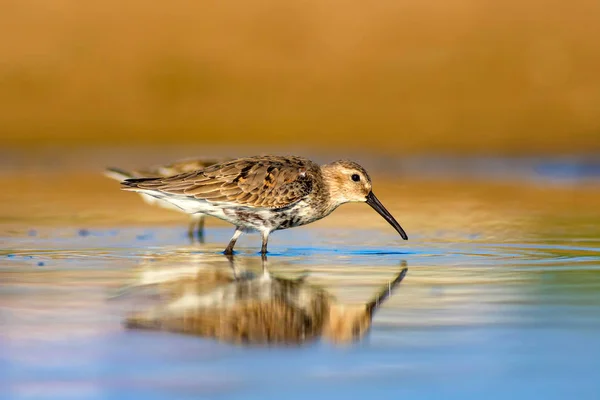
[137,157,228,177]
[123,156,318,209]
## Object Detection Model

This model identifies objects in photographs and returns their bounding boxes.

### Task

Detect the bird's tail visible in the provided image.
[103,167,136,182]
[120,176,163,191]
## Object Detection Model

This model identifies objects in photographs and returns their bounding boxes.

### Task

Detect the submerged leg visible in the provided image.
[224,227,243,255]
[260,231,269,255]
[188,215,205,243]
[195,215,205,242]
[225,252,240,279]
[187,214,204,243]
[225,253,255,281]
[187,220,195,242]
[260,253,271,280]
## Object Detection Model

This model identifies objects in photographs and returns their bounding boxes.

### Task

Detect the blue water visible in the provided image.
[1,224,600,400]
[1,150,600,399]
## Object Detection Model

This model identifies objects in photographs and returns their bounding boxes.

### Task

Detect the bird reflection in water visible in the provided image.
[122,255,408,346]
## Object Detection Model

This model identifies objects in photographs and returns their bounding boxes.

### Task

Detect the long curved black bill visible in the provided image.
[366,266,408,316]
[365,192,408,240]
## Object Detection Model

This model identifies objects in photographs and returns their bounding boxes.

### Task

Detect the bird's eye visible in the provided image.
[351,174,360,182]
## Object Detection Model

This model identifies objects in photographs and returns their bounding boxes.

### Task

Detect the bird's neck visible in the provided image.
[320,164,348,210]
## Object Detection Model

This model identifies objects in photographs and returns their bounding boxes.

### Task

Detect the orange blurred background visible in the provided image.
[2,0,600,155]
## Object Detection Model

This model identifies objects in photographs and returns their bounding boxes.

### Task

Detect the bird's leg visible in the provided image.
[260,231,269,255]
[187,219,196,242]
[195,215,205,243]
[187,215,204,243]
[224,227,243,255]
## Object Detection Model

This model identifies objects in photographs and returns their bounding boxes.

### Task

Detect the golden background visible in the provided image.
[2,0,600,154]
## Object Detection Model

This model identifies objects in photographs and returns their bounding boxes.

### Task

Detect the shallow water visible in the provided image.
[1,154,600,399]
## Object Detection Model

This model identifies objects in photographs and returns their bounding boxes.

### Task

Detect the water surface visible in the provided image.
[1,156,600,399]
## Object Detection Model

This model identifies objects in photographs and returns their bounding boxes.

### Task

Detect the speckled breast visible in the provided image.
[224,199,327,232]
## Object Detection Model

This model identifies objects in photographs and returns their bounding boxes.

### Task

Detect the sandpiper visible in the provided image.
[105,157,228,240]
[121,155,408,254]
[124,256,408,345]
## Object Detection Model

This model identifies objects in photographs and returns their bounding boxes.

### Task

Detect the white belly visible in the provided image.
[135,190,318,233]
